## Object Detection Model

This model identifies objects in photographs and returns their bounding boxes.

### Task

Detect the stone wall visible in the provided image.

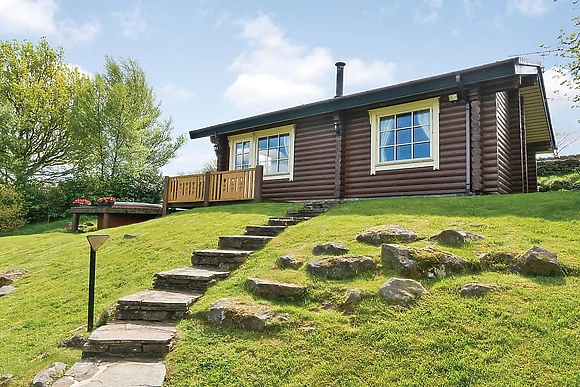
[537,155,580,176]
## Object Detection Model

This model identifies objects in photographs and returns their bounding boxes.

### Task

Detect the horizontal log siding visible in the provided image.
[496,91,512,194]
[481,93,499,192]
[343,98,467,198]
[527,148,538,192]
[262,113,336,200]
[509,90,524,193]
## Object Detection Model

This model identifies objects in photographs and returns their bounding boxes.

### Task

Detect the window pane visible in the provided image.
[243,141,250,151]
[396,113,411,128]
[279,159,289,173]
[258,137,267,149]
[396,129,412,144]
[236,142,243,152]
[280,134,289,146]
[380,147,394,162]
[414,126,430,142]
[397,145,412,160]
[268,148,278,159]
[268,136,278,148]
[258,149,267,163]
[380,116,394,131]
[243,154,250,166]
[268,159,277,173]
[235,155,242,165]
[413,143,430,159]
[413,110,430,126]
[380,130,395,146]
[279,145,289,158]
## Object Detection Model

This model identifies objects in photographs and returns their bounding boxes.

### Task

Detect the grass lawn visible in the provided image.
[1,193,580,386]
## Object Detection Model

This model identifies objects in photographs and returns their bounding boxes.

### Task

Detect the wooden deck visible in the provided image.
[70,206,162,232]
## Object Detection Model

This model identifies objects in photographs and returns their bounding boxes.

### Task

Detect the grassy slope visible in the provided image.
[165,192,580,387]
[0,203,297,386]
[1,193,580,386]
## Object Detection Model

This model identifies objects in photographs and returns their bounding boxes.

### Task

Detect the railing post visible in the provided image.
[254,165,264,202]
[203,171,212,207]
[162,176,169,216]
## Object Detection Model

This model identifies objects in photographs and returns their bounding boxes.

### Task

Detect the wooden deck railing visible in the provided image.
[162,166,263,215]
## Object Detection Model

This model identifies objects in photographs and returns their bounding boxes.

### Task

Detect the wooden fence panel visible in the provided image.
[167,174,205,203]
[209,169,256,202]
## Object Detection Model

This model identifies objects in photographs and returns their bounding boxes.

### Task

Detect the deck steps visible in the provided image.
[82,321,176,359]
[153,266,230,292]
[245,225,287,236]
[116,290,202,322]
[217,235,274,251]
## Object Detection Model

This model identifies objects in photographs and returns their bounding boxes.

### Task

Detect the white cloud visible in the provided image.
[112,5,147,40]
[161,84,194,100]
[0,0,100,43]
[543,67,580,109]
[225,15,397,114]
[463,0,482,21]
[67,63,92,78]
[507,0,550,17]
[414,0,444,23]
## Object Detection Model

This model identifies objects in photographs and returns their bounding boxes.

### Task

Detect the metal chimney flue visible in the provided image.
[334,61,346,98]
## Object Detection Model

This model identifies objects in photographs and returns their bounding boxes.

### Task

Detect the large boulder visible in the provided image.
[460,283,497,298]
[379,278,429,304]
[312,242,349,256]
[356,225,418,246]
[278,255,303,270]
[429,229,484,244]
[0,268,27,286]
[31,362,67,387]
[381,244,467,279]
[509,246,562,276]
[207,298,273,331]
[247,277,305,300]
[307,255,375,279]
[479,252,516,271]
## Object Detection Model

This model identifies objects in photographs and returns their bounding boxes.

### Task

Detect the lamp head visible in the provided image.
[86,234,110,252]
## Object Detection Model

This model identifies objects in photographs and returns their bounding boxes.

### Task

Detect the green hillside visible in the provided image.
[2,193,580,386]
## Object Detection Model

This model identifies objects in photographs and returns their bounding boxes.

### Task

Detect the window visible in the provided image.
[229,125,295,181]
[369,98,440,174]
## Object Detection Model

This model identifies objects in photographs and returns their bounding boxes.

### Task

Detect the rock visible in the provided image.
[479,252,515,271]
[379,278,429,304]
[510,246,562,276]
[278,255,303,270]
[123,234,137,239]
[342,289,362,313]
[312,242,349,256]
[247,277,306,300]
[356,225,418,246]
[429,229,484,244]
[58,334,87,349]
[0,374,12,386]
[0,286,15,297]
[382,244,467,279]
[31,362,67,387]
[207,298,273,331]
[0,268,28,286]
[307,255,375,279]
[460,283,497,297]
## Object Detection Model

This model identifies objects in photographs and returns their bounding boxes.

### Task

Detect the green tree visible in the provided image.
[0,184,25,232]
[73,56,185,202]
[0,38,87,185]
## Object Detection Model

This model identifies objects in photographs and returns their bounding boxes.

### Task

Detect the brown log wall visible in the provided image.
[343,98,468,198]
[527,148,538,192]
[481,93,499,193]
[262,113,336,200]
[496,91,512,194]
[509,90,525,193]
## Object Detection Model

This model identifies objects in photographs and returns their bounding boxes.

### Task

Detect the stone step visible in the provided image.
[82,321,176,359]
[268,217,310,226]
[191,249,253,270]
[217,235,274,251]
[286,209,327,217]
[153,266,229,292]
[53,358,166,387]
[245,225,287,237]
[116,290,202,321]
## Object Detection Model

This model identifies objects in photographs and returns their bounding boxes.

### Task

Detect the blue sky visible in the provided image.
[1,0,579,174]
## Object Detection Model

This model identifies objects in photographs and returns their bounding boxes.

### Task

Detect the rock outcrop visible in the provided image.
[379,278,429,304]
[207,298,273,331]
[31,362,67,387]
[312,242,349,256]
[356,225,417,246]
[278,255,303,270]
[307,255,375,279]
[247,277,305,300]
[460,283,497,297]
[0,268,27,286]
[509,246,562,276]
[381,244,467,279]
[429,229,484,244]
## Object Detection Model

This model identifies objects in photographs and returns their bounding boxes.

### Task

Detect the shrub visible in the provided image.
[0,184,25,232]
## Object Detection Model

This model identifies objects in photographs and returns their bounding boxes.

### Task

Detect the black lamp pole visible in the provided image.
[87,246,97,331]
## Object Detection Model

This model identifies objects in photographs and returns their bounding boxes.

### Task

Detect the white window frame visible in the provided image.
[369,98,440,175]
[228,125,295,181]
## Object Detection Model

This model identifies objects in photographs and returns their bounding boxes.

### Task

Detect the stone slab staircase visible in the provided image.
[54,201,335,387]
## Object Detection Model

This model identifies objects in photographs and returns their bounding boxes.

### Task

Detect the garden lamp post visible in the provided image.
[86,234,110,331]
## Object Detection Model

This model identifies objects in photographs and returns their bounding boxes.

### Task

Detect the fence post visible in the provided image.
[203,172,212,207]
[161,176,170,216]
[254,165,264,202]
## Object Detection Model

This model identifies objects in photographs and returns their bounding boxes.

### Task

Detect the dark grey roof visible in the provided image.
[189,57,553,149]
